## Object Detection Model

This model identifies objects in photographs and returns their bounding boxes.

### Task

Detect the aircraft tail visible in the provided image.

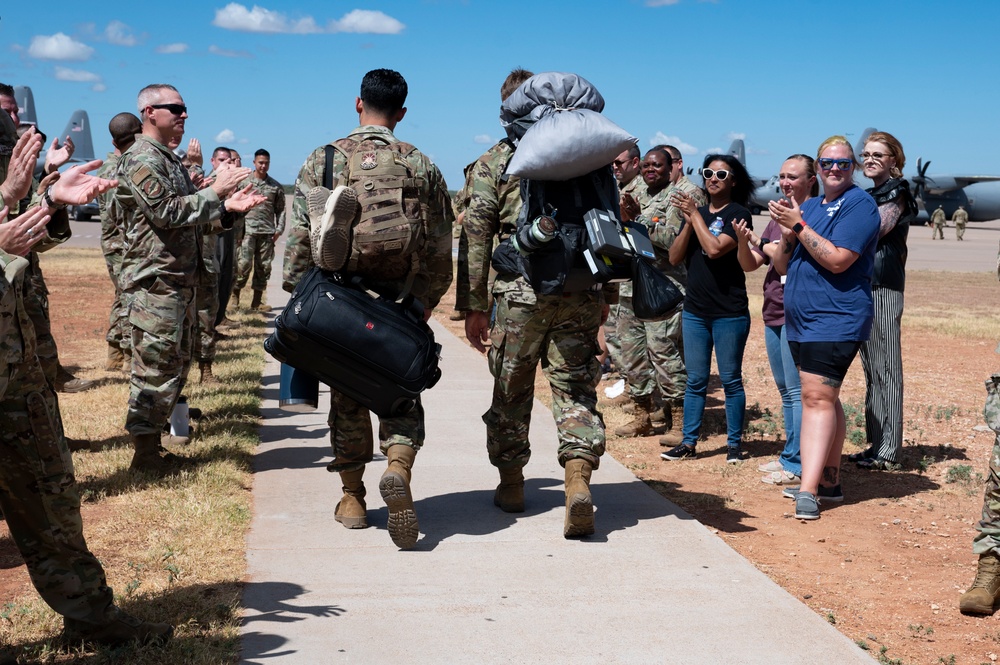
[59,110,95,163]
[854,127,877,157]
[727,138,746,167]
[13,85,38,127]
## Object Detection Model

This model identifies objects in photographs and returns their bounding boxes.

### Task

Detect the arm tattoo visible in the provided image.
[805,229,832,259]
[878,200,902,237]
[822,465,840,485]
[820,375,842,388]
[781,237,794,254]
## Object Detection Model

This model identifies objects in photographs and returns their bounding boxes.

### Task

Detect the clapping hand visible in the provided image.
[767,195,803,230]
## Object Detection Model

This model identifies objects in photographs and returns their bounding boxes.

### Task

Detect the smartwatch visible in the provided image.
[792,222,806,235]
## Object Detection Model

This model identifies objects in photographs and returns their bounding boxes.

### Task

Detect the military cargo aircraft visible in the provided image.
[13,85,96,171]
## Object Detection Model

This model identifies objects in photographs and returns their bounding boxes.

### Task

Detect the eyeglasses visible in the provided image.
[817,158,853,171]
[860,151,889,161]
[701,168,730,181]
[149,103,188,116]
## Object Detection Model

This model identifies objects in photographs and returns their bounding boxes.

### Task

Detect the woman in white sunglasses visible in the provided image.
[769,136,881,520]
[663,154,755,465]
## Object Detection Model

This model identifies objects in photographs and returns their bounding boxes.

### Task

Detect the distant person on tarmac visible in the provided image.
[931,204,946,239]
[953,205,969,241]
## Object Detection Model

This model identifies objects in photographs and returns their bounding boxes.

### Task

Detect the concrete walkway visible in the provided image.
[241,275,874,664]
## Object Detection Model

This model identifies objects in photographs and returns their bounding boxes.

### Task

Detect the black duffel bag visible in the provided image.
[264,267,442,418]
[631,255,684,320]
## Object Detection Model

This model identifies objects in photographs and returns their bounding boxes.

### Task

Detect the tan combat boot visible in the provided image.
[660,400,684,446]
[105,345,125,372]
[250,290,265,311]
[379,444,419,549]
[199,361,218,384]
[129,433,184,476]
[335,468,368,529]
[63,605,173,647]
[960,552,1000,615]
[614,397,654,437]
[564,458,594,538]
[605,392,632,409]
[494,466,525,513]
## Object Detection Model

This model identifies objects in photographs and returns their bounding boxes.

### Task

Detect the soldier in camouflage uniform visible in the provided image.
[283,69,453,550]
[960,246,1000,615]
[461,69,617,538]
[1,82,95,395]
[97,113,142,374]
[930,204,946,239]
[0,116,173,649]
[617,146,704,444]
[115,84,261,474]
[604,145,645,383]
[449,160,477,321]
[953,204,968,241]
[235,148,285,311]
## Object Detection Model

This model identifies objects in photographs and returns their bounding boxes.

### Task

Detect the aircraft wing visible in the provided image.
[953,175,1000,188]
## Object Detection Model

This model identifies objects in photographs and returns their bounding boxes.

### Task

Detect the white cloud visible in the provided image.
[332,10,405,34]
[212,3,405,34]
[28,33,94,61]
[703,146,723,155]
[156,43,189,54]
[650,132,698,155]
[213,3,321,33]
[646,0,681,5]
[92,83,107,92]
[208,45,253,58]
[105,20,137,46]
[237,138,250,144]
[473,134,493,145]
[54,66,101,83]
[216,129,236,143]
[726,131,746,141]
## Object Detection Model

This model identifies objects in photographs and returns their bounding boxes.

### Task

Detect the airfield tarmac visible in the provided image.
[62,216,1000,274]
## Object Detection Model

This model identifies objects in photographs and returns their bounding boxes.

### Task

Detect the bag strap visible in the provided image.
[323,145,336,190]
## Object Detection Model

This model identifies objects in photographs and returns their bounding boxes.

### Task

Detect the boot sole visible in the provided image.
[960,601,998,615]
[379,471,419,549]
[563,492,595,538]
[334,514,369,529]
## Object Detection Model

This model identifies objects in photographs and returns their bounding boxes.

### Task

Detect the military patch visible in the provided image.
[142,177,165,201]
[360,152,378,170]
[131,164,153,185]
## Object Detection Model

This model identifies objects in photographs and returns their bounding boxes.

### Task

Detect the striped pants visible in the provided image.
[859,286,904,463]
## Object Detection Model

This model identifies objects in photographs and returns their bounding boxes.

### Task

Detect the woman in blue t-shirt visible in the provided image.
[770,136,880,521]
[661,154,754,464]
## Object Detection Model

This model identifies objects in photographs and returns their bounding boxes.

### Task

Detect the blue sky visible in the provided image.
[2,1,997,189]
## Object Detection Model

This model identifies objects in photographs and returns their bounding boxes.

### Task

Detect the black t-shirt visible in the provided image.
[682,202,752,318]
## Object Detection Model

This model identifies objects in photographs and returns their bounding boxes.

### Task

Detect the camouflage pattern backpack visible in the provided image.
[327,137,425,281]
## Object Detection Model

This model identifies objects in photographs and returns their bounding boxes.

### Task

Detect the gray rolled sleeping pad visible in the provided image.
[500,71,637,181]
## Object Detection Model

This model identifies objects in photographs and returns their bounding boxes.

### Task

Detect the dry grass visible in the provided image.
[0,249,265,664]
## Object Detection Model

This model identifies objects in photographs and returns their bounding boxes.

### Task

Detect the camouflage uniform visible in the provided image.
[283,125,453,472]
[96,153,130,354]
[452,161,476,312]
[953,207,969,241]
[235,173,285,293]
[606,174,648,374]
[460,140,609,470]
[10,183,72,385]
[931,206,946,239]
[618,175,704,406]
[974,373,1000,555]
[194,230,220,364]
[0,248,117,627]
[116,134,232,436]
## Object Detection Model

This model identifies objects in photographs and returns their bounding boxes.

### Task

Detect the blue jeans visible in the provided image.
[764,324,802,475]
[681,311,750,449]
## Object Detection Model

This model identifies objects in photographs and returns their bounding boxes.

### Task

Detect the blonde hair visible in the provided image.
[864,130,906,178]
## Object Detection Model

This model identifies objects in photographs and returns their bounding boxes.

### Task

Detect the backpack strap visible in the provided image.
[323,145,336,190]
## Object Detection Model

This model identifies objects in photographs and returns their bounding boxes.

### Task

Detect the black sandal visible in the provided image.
[848,446,877,463]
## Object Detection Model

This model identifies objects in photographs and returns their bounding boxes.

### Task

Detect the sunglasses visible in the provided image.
[817,158,853,171]
[149,103,188,116]
[701,168,730,181]
[860,151,889,161]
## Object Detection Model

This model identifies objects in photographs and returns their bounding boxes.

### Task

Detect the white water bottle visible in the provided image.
[170,396,190,437]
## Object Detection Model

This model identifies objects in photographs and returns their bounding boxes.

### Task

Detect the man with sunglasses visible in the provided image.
[115,83,264,474]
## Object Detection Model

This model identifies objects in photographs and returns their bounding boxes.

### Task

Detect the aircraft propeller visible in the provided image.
[912,158,931,200]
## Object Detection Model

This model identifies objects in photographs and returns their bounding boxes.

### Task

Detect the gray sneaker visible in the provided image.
[794,491,820,520]
[307,185,358,271]
[782,484,844,503]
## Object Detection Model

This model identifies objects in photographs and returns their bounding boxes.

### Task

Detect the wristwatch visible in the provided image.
[792,222,806,235]
[43,187,66,210]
